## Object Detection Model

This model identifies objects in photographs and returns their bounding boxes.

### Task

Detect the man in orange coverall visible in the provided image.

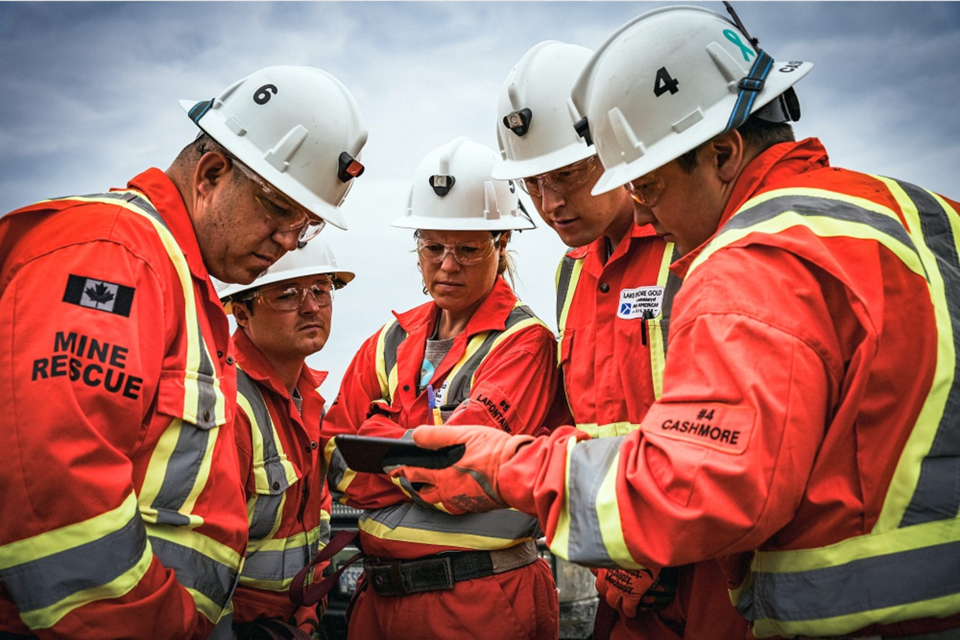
[218,239,355,639]
[493,40,747,640]
[393,6,960,639]
[0,66,367,639]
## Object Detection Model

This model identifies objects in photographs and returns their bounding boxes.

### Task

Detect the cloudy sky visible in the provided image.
[2,1,959,396]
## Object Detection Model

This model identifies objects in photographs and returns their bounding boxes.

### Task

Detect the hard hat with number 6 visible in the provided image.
[570,5,813,195]
[392,137,536,231]
[492,41,595,180]
[181,65,368,230]
[216,237,355,312]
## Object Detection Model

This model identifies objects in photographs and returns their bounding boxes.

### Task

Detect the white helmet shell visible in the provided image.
[392,137,535,232]
[492,41,596,180]
[181,65,368,230]
[570,5,813,195]
[215,237,354,307]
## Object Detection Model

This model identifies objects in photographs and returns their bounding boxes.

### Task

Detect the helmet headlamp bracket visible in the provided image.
[503,108,533,137]
[573,116,593,147]
[429,174,456,197]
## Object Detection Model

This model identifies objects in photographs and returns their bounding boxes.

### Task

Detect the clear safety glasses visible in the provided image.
[416,236,499,266]
[230,156,326,243]
[519,156,599,199]
[626,174,666,208]
[251,276,335,311]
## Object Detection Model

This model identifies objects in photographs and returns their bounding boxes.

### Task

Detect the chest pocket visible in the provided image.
[236,368,302,540]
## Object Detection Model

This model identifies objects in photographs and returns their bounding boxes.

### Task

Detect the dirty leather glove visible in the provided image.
[387,424,534,514]
[594,567,677,617]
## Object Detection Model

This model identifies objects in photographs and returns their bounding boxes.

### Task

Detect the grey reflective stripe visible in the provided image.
[383,322,408,396]
[327,449,349,489]
[720,193,926,278]
[242,535,320,582]
[737,538,960,623]
[896,181,960,526]
[0,512,146,612]
[556,254,578,328]
[150,535,238,609]
[660,245,683,355]
[564,436,625,566]
[209,613,234,640]
[236,369,288,540]
[444,304,538,406]
[150,407,217,527]
[362,502,540,541]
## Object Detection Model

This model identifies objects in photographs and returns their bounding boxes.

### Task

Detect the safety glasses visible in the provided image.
[250,276,335,311]
[229,156,326,243]
[519,156,598,199]
[416,236,499,266]
[626,174,666,208]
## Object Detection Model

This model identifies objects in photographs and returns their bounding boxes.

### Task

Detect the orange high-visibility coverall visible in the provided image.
[324,276,560,640]
[498,139,960,638]
[230,328,332,632]
[557,223,748,639]
[0,169,247,638]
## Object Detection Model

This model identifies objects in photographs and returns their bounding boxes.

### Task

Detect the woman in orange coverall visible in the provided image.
[322,137,562,640]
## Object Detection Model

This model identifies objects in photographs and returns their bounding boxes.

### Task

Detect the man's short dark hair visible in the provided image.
[676,114,795,173]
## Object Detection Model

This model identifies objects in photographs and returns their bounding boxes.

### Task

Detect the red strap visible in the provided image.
[289,529,361,606]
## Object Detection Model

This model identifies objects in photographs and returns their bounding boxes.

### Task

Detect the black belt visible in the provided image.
[363,540,539,596]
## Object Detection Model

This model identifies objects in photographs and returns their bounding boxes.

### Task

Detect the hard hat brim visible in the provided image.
[180,98,352,231]
[590,61,814,195]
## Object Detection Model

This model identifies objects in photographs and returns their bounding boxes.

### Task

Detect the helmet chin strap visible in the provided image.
[721,1,800,131]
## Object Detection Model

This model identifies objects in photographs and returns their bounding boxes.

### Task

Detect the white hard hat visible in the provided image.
[215,237,355,308]
[181,65,368,230]
[492,41,596,180]
[570,5,813,195]
[392,137,536,232]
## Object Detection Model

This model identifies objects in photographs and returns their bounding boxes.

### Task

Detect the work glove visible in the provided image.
[594,567,678,618]
[387,424,534,515]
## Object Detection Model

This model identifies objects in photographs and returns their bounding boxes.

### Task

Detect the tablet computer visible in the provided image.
[334,434,465,474]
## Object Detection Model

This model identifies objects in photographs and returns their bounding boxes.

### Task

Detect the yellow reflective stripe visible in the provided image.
[751,594,960,639]
[326,436,358,495]
[688,188,927,280]
[648,244,674,400]
[874,176,959,531]
[743,518,960,638]
[359,518,529,550]
[185,587,225,628]
[0,492,138,568]
[241,526,322,591]
[556,258,583,364]
[594,449,639,567]
[576,422,641,439]
[549,434,580,561]
[137,419,215,527]
[374,319,401,403]
[20,541,153,630]
[145,523,242,623]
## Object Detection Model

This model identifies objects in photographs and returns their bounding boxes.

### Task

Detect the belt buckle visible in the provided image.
[401,556,455,594]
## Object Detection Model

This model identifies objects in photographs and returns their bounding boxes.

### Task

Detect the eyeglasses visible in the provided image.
[519,156,598,199]
[416,236,499,266]
[249,277,335,311]
[229,156,326,243]
[625,174,666,208]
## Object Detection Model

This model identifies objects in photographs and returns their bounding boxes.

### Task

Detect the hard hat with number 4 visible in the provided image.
[216,237,354,311]
[492,41,595,180]
[392,137,535,231]
[182,65,368,230]
[570,5,813,195]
